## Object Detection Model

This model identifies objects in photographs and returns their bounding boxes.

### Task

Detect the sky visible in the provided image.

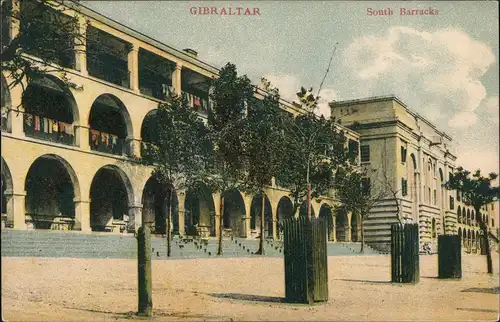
[81,1,499,175]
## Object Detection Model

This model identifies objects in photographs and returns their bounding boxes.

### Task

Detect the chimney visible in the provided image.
[183,48,198,58]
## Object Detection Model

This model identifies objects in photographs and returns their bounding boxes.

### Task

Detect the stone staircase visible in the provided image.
[1,230,383,259]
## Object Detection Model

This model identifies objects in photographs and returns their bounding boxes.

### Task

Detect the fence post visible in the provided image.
[284,216,328,304]
[438,235,462,279]
[391,223,419,284]
[138,225,152,316]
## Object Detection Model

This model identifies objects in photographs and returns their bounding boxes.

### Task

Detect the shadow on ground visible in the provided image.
[333,278,392,285]
[63,307,220,320]
[456,308,498,313]
[461,287,500,294]
[207,292,285,303]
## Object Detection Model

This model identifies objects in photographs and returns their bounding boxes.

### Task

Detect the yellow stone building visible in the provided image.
[0,0,360,242]
[330,96,499,251]
[1,0,497,253]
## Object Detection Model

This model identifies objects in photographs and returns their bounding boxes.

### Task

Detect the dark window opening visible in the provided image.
[139,48,175,100]
[360,145,370,163]
[348,139,359,164]
[19,0,76,69]
[401,146,407,163]
[87,26,130,88]
[402,178,408,196]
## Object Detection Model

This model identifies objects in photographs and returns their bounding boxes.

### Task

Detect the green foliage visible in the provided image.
[205,63,254,193]
[444,167,500,210]
[1,0,84,96]
[276,107,353,213]
[445,166,499,274]
[141,94,210,189]
[334,167,392,218]
[241,78,283,195]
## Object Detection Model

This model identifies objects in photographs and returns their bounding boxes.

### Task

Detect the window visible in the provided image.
[492,219,495,227]
[449,196,455,210]
[492,204,495,210]
[348,139,359,162]
[360,145,370,162]
[457,191,461,202]
[401,178,408,196]
[433,189,437,205]
[400,146,407,163]
[361,178,371,196]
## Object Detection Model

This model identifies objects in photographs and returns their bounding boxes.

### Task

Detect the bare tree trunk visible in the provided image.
[256,193,265,255]
[166,189,172,257]
[360,216,365,253]
[476,206,493,274]
[217,195,224,256]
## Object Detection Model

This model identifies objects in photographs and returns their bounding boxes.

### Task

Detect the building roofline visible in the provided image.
[329,95,453,141]
[66,0,219,74]
[64,1,357,138]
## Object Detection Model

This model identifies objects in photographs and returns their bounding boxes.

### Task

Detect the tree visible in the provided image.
[277,90,354,218]
[444,167,500,274]
[334,166,400,252]
[1,0,85,100]
[206,63,254,255]
[141,94,210,257]
[240,78,284,255]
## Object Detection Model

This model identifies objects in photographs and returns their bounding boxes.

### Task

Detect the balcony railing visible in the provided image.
[89,129,125,156]
[23,113,75,145]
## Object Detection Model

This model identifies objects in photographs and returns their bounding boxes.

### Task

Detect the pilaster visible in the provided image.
[127,44,139,92]
[73,198,91,232]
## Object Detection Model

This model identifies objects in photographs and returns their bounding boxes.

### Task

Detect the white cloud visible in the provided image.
[262,74,337,118]
[343,27,496,128]
[481,95,499,124]
[263,74,302,103]
[449,111,478,128]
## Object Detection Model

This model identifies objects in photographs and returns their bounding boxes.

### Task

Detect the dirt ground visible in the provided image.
[2,254,499,321]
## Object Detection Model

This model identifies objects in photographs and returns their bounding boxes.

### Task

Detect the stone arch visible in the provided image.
[88,94,133,155]
[467,229,471,250]
[1,73,12,132]
[1,156,14,226]
[471,210,475,226]
[184,183,215,237]
[250,193,273,238]
[409,153,418,220]
[467,209,470,225]
[24,154,81,229]
[462,227,466,247]
[140,108,159,156]
[89,165,134,232]
[22,74,79,123]
[141,176,178,235]
[410,153,417,170]
[462,208,466,225]
[335,209,348,242]
[299,202,316,218]
[457,206,461,223]
[223,189,246,238]
[319,204,334,241]
[276,196,293,239]
[458,227,462,242]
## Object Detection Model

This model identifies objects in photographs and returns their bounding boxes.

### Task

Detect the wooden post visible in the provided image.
[137,225,152,316]
[438,235,462,279]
